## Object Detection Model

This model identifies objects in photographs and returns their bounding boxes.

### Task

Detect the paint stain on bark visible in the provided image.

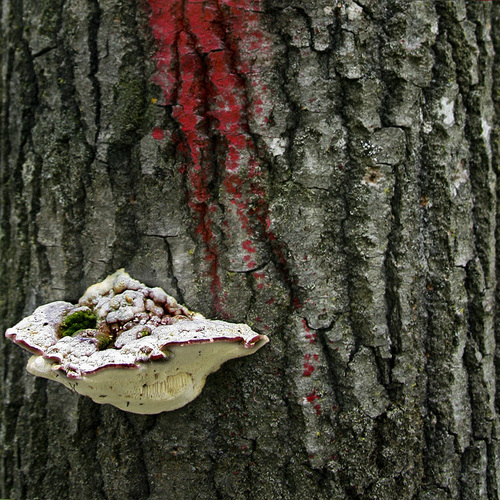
[146,0,273,313]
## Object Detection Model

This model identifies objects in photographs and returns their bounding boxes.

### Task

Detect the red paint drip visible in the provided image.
[303,361,315,377]
[306,388,320,403]
[242,240,257,253]
[303,321,317,344]
[152,127,165,140]
[302,352,320,377]
[146,0,275,313]
[305,390,322,415]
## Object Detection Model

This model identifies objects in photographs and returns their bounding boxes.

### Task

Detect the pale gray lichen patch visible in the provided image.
[5,270,268,414]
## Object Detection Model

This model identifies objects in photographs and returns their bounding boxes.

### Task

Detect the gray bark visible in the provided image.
[1,0,499,498]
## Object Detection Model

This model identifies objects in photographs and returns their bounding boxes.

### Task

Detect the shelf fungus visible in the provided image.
[5,270,268,414]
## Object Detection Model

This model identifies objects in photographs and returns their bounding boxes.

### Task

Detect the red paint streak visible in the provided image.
[303,361,315,377]
[152,126,165,140]
[303,352,320,377]
[306,332,317,345]
[302,322,317,344]
[242,240,256,253]
[146,0,275,313]
[305,389,322,415]
[306,388,320,403]
[253,270,266,290]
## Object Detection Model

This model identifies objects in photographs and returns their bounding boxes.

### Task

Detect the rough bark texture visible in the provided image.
[1,0,499,498]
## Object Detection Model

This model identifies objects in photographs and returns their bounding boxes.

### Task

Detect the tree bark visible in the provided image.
[1,0,499,498]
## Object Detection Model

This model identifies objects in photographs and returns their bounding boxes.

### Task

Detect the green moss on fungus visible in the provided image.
[94,331,113,350]
[59,310,98,337]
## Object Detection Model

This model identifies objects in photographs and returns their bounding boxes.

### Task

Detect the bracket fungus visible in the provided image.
[5,270,268,414]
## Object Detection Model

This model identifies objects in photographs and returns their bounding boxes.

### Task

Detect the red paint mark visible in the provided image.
[303,360,315,377]
[306,388,320,403]
[147,1,305,315]
[305,332,317,344]
[253,271,266,290]
[303,323,317,344]
[303,352,320,377]
[146,0,276,313]
[152,126,165,140]
[242,240,256,253]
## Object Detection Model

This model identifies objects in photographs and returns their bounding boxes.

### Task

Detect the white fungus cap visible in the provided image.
[5,270,269,414]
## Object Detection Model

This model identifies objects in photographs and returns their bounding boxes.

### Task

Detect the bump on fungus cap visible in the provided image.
[5,270,269,414]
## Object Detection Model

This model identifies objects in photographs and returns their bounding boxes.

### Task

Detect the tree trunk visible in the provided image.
[1,0,499,498]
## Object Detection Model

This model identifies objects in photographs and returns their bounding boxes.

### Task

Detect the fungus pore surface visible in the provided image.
[5,270,268,414]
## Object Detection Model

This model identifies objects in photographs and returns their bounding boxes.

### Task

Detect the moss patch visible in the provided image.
[59,310,98,337]
[94,331,113,350]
